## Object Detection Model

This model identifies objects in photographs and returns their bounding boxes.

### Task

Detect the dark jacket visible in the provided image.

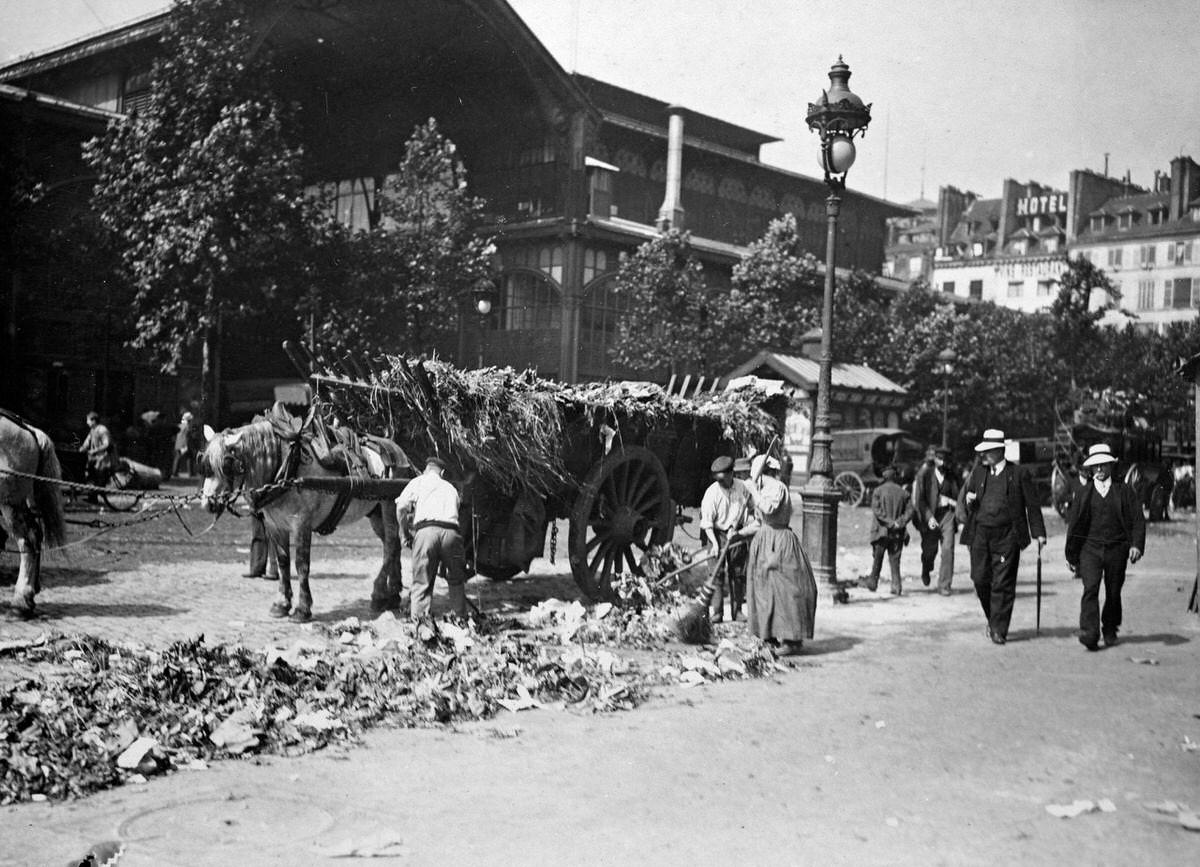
[870,480,913,543]
[912,461,960,527]
[1064,480,1146,566]
[957,461,1047,549]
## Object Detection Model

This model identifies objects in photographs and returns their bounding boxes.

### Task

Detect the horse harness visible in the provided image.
[0,408,48,477]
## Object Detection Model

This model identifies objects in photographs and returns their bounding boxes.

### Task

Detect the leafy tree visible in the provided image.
[723,214,823,355]
[609,230,717,377]
[1050,255,1120,388]
[84,0,317,421]
[303,119,496,359]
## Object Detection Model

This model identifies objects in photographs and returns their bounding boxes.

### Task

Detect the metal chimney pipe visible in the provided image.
[656,105,685,231]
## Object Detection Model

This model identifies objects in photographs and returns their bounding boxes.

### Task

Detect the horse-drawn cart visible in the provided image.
[282,343,784,600]
[828,428,925,507]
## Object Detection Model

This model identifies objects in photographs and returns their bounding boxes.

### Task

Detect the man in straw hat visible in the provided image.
[957,428,1047,645]
[396,455,468,624]
[1064,443,1145,651]
[699,455,753,622]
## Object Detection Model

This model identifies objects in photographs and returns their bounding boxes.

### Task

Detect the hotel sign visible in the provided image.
[1016,193,1068,216]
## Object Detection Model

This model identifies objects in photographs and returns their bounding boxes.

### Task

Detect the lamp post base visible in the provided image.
[800,481,840,587]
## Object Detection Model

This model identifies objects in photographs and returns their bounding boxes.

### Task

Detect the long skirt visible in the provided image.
[746,525,818,642]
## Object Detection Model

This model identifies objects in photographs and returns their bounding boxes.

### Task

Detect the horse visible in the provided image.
[199,412,411,623]
[0,410,67,616]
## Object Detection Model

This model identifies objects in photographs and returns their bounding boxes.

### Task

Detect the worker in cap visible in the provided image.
[396,454,468,626]
[957,428,1047,645]
[698,455,752,622]
[863,465,913,595]
[912,444,960,595]
[1064,443,1145,651]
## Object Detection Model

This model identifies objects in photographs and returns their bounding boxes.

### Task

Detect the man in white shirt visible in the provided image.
[699,455,753,622]
[396,456,468,622]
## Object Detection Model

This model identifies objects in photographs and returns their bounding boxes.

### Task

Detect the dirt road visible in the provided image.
[1,485,1198,865]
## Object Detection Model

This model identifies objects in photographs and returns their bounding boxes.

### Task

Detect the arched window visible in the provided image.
[499,270,562,331]
[579,275,631,376]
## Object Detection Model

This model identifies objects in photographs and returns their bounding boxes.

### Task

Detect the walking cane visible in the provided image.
[1035,540,1043,636]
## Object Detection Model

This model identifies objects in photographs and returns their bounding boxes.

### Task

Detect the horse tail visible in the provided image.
[32,430,67,549]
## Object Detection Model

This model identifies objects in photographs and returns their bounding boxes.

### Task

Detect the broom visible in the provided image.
[672,529,745,645]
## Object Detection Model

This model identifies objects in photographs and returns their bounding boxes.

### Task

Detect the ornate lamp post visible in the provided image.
[938,348,957,448]
[472,278,498,369]
[802,56,872,587]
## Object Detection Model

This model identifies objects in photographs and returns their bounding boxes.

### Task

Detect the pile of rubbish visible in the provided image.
[0,587,783,804]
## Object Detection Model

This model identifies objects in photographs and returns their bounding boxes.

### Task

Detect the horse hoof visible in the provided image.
[289,609,312,624]
[269,602,291,618]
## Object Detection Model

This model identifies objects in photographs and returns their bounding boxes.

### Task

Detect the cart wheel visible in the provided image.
[569,446,673,601]
[834,471,866,507]
[101,471,142,512]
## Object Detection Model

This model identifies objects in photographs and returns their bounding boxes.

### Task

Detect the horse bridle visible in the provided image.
[207,443,249,517]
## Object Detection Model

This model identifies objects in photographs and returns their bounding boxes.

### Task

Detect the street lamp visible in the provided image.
[801,56,872,588]
[472,278,498,369]
[938,348,957,448]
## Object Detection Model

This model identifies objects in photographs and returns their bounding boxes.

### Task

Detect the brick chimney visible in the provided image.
[656,105,686,231]
[1169,156,1200,222]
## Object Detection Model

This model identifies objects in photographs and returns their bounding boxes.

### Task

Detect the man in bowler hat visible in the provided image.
[957,429,1047,645]
[1065,443,1145,650]
[912,445,960,595]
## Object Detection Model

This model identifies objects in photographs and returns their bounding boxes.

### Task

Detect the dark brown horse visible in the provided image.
[0,411,67,616]
[199,416,409,622]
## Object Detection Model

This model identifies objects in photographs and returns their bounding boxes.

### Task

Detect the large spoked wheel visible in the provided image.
[101,469,144,512]
[569,446,673,601]
[834,471,866,508]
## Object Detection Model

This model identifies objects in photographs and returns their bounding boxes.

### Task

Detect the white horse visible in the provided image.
[199,414,410,623]
[0,411,67,616]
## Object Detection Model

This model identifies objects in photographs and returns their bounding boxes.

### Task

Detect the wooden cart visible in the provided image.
[282,343,782,600]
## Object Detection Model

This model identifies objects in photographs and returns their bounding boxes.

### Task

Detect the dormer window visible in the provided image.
[1089,215,1106,233]
[1118,212,1134,230]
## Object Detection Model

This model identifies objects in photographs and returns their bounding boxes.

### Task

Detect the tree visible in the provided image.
[723,214,823,356]
[1050,255,1120,388]
[84,0,317,421]
[303,119,496,360]
[609,230,717,378]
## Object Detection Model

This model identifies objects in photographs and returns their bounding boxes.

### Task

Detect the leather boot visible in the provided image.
[448,583,469,618]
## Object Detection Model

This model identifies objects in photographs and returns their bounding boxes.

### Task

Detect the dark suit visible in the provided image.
[957,461,1047,639]
[912,461,960,591]
[866,479,913,592]
[1065,480,1145,643]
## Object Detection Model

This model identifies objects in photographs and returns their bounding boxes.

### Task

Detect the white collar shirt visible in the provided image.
[699,479,752,532]
[991,459,1007,477]
[395,472,460,525]
[1093,476,1112,498]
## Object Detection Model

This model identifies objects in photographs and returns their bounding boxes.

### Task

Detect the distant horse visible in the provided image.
[0,411,67,616]
[199,414,410,623]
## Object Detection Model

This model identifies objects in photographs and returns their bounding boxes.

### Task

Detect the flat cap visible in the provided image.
[710,455,733,474]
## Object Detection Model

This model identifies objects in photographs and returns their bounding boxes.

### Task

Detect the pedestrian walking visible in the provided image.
[171,411,197,479]
[862,465,913,595]
[245,511,279,581]
[395,456,468,623]
[80,411,118,502]
[1065,443,1145,651]
[744,454,817,656]
[698,455,753,622]
[912,445,960,595]
[957,429,1047,645]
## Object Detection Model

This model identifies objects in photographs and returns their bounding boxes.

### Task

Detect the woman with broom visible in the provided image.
[743,454,818,656]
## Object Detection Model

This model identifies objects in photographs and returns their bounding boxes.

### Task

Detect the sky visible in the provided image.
[2,0,1198,205]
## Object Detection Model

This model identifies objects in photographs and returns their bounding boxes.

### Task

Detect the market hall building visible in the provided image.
[0,0,911,435]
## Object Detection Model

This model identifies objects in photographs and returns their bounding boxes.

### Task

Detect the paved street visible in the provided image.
[2,483,1199,865]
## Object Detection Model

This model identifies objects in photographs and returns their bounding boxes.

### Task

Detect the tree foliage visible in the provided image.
[303,119,496,359]
[1050,255,1120,386]
[609,230,718,377]
[84,0,317,415]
